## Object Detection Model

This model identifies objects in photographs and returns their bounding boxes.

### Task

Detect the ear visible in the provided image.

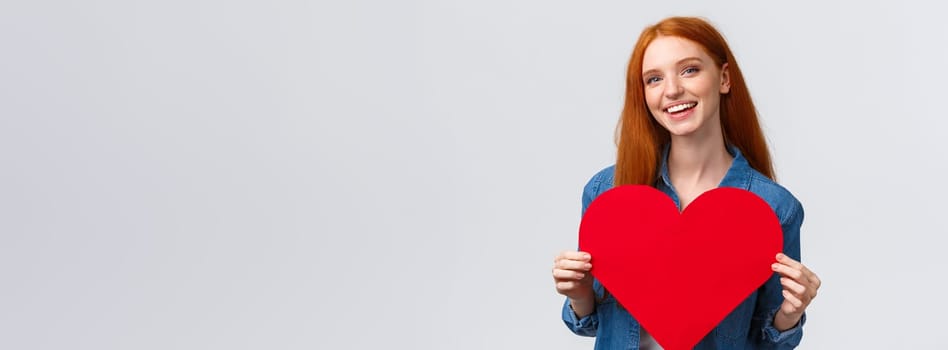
[719,62,731,94]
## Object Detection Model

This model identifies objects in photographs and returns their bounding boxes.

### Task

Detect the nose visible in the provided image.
[663,76,683,99]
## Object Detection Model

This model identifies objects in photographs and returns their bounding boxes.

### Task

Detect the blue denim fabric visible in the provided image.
[562,145,806,349]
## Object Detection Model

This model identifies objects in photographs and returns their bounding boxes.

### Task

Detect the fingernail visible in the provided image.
[776,253,785,259]
[772,264,779,270]
[584,263,592,269]
[583,254,591,260]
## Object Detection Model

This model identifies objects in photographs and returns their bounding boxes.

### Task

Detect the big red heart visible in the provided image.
[579,185,782,350]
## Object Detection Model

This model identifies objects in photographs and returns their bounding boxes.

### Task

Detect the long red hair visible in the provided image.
[615,17,774,186]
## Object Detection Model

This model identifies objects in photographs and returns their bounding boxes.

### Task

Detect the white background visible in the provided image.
[2,1,946,349]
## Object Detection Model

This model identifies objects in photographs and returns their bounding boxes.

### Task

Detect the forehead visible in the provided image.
[642,36,712,69]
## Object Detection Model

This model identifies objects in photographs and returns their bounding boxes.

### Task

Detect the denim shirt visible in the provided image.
[562,145,806,349]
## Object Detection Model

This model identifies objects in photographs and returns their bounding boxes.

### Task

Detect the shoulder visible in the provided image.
[583,165,616,198]
[744,170,804,226]
[581,165,616,213]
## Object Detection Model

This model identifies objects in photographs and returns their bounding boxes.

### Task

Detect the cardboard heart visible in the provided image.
[579,185,782,350]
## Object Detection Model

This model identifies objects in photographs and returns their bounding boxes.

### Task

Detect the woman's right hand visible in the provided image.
[552,250,594,301]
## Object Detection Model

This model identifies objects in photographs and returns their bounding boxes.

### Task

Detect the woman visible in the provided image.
[552,17,821,349]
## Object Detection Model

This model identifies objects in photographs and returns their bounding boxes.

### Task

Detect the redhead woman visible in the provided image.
[552,17,821,349]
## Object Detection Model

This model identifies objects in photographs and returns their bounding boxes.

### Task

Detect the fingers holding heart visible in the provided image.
[552,251,595,299]
[555,255,592,272]
[772,253,820,314]
[778,278,808,314]
[780,290,804,314]
[553,268,586,280]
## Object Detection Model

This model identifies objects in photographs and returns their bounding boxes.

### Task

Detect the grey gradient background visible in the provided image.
[2,1,946,349]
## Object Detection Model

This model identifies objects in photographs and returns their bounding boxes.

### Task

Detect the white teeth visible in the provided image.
[667,103,696,113]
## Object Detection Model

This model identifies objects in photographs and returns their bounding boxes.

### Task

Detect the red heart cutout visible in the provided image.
[579,185,782,350]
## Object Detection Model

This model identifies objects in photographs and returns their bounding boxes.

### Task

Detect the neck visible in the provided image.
[667,125,732,189]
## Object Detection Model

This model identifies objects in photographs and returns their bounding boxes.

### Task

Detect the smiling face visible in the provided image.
[641,36,731,138]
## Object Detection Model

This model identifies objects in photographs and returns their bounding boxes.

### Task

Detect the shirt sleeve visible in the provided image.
[761,307,806,344]
[561,298,599,337]
[560,168,610,336]
[752,199,806,349]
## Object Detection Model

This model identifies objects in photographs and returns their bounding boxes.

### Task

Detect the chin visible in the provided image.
[661,122,700,137]
[668,130,697,137]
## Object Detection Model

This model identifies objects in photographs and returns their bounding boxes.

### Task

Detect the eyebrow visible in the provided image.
[642,56,704,77]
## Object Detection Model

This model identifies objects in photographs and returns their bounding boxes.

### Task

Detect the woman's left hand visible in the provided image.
[771,253,821,329]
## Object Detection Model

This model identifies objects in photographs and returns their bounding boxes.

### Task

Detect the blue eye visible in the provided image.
[646,76,662,84]
[682,67,699,75]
